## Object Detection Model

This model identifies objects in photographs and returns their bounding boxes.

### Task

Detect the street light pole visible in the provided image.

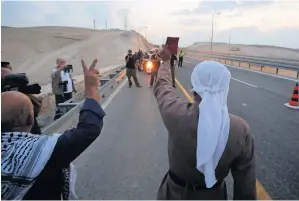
[228,30,232,53]
[210,12,220,52]
[144,26,147,40]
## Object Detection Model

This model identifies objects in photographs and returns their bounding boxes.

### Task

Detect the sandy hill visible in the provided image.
[1,26,153,85]
[186,42,299,60]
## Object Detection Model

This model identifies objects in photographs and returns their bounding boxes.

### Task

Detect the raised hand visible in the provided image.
[160,44,171,62]
[81,59,100,101]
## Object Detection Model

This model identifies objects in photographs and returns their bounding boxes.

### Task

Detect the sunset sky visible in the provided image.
[2,0,299,48]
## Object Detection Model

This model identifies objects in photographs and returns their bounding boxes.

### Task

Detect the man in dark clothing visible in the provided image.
[125,49,141,88]
[178,50,184,67]
[170,54,177,88]
[149,49,161,88]
[1,61,12,71]
[137,50,144,71]
[1,69,42,134]
[1,58,105,200]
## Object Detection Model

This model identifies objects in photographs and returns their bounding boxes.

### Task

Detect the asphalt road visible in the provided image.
[181,57,299,200]
[74,74,169,199]
[71,60,299,199]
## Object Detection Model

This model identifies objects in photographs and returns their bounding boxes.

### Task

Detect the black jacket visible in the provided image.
[23,98,106,200]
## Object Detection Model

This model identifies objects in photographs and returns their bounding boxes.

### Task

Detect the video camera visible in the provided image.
[1,73,41,94]
[63,64,73,73]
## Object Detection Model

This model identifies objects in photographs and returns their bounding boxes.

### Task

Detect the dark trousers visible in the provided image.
[150,71,158,86]
[178,57,183,67]
[126,68,140,87]
[64,92,73,102]
[54,94,64,120]
[170,66,175,87]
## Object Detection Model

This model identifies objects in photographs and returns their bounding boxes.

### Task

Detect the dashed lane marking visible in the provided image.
[231,78,258,88]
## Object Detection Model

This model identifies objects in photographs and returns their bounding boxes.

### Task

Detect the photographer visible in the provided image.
[1,61,12,71]
[51,58,67,120]
[125,49,141,88]
[1,58,106,200]
[1,72,42,134]
[1,67,12,77]
[61,64,76,101]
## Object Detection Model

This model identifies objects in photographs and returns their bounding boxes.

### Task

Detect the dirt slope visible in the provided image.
[186,42,299,60]
[1,26,153,85]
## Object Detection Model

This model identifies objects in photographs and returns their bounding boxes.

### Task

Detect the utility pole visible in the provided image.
[210,12,221,52]
[124,9,128,31]
[93,20,96,29]
[105,19,107,30]
[228,30,231,53]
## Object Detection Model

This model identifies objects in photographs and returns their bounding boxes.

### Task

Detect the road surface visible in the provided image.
[70,59,299,199]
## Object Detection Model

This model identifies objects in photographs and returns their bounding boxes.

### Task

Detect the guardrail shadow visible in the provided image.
[39,66,126,134]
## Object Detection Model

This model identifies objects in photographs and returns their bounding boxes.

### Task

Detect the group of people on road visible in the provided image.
[124,48,185,88]
[2,45,256,200]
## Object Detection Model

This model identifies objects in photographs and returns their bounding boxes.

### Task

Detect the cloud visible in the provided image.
[172,0,275,16]
[1,0,299,49]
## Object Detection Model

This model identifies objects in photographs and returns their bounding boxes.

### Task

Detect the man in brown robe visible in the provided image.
[153,45,256,200]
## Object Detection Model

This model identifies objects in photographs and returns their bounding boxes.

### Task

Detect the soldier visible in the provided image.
[125,50,141,88]
[149,49,161,88]
[178,49,184,67]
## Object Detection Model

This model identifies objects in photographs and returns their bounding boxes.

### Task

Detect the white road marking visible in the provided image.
[185,61,191,64]
[231,78,258,88]
[242,103,247,107]
[116,57,124,60]
[102,79,128,109]
[186,56,299,82]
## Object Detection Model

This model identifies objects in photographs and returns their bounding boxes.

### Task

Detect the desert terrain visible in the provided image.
[186,42,299,60]
[1,26,153,86]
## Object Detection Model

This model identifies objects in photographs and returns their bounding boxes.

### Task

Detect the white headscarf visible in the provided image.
[191,61,231,188]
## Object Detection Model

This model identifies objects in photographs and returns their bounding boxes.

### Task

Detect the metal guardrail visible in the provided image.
[37,65,126,129]
[188,53,299,79]
[188,50,299,64]
[41,67,127,135]
[188,52,299,68]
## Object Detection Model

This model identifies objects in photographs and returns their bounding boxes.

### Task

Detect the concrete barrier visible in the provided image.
[42,69,127,135]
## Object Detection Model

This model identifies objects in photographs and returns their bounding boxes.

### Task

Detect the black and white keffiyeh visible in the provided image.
[1,132,77,200]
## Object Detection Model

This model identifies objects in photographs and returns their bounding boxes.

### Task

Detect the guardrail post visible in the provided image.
[109,73,117,79]
[100,79,110,86]
[297,71,299,78]
[249,63,251,68]
[276,68,279,74]
[238,62,240,67]
[261,65,264,71]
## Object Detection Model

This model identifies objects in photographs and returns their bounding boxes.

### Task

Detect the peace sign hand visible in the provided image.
[81,59,100,101]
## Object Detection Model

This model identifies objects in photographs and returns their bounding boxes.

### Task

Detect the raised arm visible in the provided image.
[231,130,256,200]
[47,98,105,167]
[46,58,104,168]
[153,46,189,130]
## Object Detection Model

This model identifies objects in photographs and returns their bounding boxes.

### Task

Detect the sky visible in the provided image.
[1,0,299,49]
